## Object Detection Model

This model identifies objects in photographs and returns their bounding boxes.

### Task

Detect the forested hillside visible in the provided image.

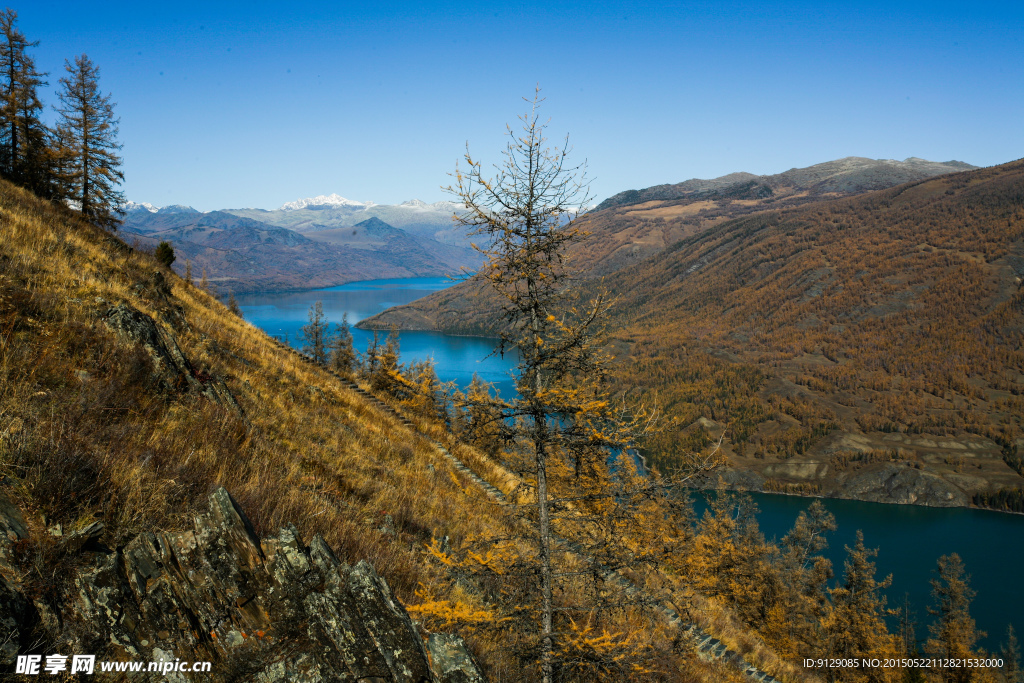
[602,160,1024,508]
[364,159,1024,510]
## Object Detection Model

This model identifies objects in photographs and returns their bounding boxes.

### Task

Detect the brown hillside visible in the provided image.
[600,159,1024,507]
[362,157,974,333]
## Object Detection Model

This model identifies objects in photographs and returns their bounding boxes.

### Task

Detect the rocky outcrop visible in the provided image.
[840,463,970,506]
[103,303,243,416]
[0,488,485,682]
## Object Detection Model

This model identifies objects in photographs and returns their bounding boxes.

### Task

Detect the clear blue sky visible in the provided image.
[20,0,1024,211]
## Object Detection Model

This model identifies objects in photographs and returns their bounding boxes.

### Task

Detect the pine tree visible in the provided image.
[368,329,403,395]
[54,54,124,228]
[328,313,357,376]
[1002,625,1022,683]
[823,530,899,682]
[300,300,330,366]
[441,89,710,680]
[926,553,985,683]
[154,241,175,267]
[457,374,505,457]
[0,8,49,196]
[770,499,836,660]
[227,291,243,318]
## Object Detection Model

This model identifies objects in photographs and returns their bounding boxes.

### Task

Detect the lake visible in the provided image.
[238,277,1022,652]
[235,277,518,397]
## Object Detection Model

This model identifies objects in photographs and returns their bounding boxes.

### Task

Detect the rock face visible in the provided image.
[0,488,485,682]
[103,303,243,416]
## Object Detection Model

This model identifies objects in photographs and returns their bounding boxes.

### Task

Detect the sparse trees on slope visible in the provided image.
[55,54,124,228]
[441,90,716,681]
[0,8,49,196]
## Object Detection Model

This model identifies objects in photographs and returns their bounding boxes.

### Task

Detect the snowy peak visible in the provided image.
[122,202,198,214]
[279,194,374,211]
[158,204,200,215]
[122,201,158,213]
[399,199,464,212]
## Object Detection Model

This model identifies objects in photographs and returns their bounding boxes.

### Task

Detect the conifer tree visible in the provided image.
[227,291,243,318]
[368,329,403,395]
[300,300,330,366]
[441,89,717,681]
[1002,625,1021,683]
[457,374,505,457]
[759,500,835,660]
[926,553,985,683]
[154,240,175,267]
[823,530,899,682]
[54,54,124,228]
[0,8,49,196]
[329,313,357,376]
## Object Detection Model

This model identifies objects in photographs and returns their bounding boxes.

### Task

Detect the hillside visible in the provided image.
[123,209,478,292]
[362,157,976,332]
[363,159,1024,510]
[600,159,1024,507]
[0,181,791,682]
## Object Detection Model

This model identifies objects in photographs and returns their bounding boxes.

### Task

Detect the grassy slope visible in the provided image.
[0,181,785,682]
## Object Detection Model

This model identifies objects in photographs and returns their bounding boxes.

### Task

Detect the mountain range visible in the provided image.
[121,199,482,292]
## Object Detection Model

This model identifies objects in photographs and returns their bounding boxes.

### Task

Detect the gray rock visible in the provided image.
[426,633,485,683]
[841,463,969,506]
[0,487,483,682]
[102,303,243,417]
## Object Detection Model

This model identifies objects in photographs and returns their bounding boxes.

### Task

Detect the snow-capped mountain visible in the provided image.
[279,194,375,211]
[398,199,465,212]
[122,202,199,215]
[122,201,158,213]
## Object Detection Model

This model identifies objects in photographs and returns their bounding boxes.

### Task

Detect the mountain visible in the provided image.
[362,156,980,331]
[121,208,481,292]
[225,196,472,248]
[279,192,372,211]
[362,157,1024,510]
[592,158,1024,507]
[597,157,976,210]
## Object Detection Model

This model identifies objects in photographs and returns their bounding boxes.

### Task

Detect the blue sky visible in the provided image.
[20,0,1024,211]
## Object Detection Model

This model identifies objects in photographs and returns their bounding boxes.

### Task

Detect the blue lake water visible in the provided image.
[236,277,518,397]
[238,277,1022,652]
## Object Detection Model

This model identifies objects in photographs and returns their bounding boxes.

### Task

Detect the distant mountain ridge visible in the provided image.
[121,207,481,293]
[597,157,976,210]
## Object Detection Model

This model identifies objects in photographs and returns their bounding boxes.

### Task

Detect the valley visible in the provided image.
[362,157,1024,513]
